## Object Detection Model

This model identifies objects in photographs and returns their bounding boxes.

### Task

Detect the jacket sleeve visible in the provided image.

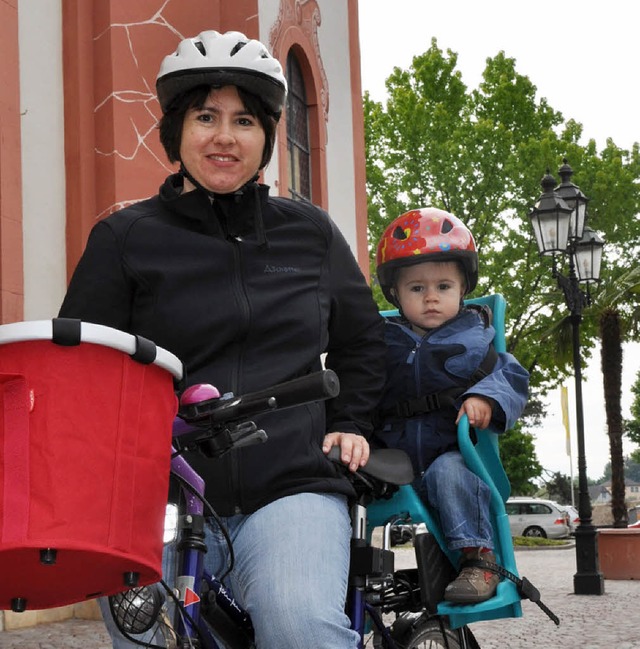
[58,221,133,331]
[323,221,386,438]
[461,351,529,432]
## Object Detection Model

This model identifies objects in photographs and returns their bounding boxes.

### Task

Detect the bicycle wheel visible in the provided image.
[399,617,480,649]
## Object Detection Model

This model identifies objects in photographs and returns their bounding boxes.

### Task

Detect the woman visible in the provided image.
[59,30,385,647]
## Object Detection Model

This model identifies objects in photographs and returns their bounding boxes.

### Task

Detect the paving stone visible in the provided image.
[2,545,638,648]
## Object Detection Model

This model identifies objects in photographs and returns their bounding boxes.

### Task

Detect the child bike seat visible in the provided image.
[369,294,523,628]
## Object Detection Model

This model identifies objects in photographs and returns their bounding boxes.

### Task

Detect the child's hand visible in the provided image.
[456,396,493,429]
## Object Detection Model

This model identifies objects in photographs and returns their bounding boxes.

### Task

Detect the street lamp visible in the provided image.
[528,159,605,596]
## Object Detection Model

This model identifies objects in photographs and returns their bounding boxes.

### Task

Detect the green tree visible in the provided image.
[538,471,574,504]
[499,425,542,495]
[601,456,640,484]
[584,266,640,525]
[624,369,640,446]
[625,458,640,483]
[364,39,640,489]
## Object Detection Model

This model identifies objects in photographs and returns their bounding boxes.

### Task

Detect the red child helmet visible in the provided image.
[376,207,478,305]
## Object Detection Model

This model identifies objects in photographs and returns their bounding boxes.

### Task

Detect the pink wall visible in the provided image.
[0,1,370,315]
[0,0,24,323]
[60,0,368,280]
[61,0,260,278]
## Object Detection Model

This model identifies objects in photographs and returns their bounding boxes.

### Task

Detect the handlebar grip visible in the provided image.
[179,369,341,425]
[238,369,340,411]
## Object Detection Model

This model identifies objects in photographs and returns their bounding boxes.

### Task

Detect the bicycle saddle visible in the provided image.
[327,446,414,486]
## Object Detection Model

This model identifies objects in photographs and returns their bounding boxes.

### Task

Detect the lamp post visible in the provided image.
[528,160,605,596]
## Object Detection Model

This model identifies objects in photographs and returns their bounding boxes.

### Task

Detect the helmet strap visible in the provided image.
[178,163,259,199]
[179,163,214,199]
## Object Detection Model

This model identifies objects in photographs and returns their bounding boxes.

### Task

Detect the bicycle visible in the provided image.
[107,367,557,649]
[0,315,557,648]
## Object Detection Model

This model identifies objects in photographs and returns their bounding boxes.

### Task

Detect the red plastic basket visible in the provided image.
[0,320,183,611]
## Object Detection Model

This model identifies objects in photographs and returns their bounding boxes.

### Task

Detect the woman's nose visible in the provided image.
[213,123,235,144]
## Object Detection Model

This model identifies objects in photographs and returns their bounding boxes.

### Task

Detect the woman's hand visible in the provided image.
[456,396,493,429]
[322,432,370,472]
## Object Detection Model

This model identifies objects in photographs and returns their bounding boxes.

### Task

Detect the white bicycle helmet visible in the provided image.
[156,30,287,117]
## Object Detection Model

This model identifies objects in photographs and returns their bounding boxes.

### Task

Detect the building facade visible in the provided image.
[0,0,369,631]
[0,0,369,325]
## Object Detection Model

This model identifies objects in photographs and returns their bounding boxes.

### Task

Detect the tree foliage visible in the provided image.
[364,39,640,486]
[499,424,542,495]
[600,456,640,484]
[625,369,640,446]
[540,472,574,504]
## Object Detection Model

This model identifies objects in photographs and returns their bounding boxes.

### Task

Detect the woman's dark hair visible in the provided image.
[158,84,278,169]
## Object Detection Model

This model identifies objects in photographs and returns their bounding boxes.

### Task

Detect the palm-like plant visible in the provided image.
[585,265,640,526]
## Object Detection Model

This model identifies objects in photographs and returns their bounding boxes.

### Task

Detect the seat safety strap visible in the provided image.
[464,557,560,626]
[384,344,499,419]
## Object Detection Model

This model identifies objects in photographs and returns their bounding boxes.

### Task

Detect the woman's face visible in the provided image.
[179,85,266,194]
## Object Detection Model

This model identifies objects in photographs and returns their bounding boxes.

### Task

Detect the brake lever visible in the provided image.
[229,422,268,448]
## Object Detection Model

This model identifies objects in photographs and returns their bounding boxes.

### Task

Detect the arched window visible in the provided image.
[286,52,311,201]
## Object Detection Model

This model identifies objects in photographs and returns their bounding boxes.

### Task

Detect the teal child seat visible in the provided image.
[368,294,523,628]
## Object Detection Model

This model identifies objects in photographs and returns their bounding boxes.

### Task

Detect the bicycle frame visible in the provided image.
[113,370,483,649]
[169,436,255,648]
[168,440,400,649]
[167,422,468,649]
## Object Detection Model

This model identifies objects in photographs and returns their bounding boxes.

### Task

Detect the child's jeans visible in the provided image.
[417,450,493,551]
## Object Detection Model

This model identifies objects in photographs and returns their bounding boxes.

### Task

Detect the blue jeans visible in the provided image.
[418,450,493,551]
[100,492,358,648]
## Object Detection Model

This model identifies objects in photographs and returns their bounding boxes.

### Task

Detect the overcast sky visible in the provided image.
[357,0,640,481]
[358,0,639,151]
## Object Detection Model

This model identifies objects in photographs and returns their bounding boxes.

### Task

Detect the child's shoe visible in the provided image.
[443,547,499,604]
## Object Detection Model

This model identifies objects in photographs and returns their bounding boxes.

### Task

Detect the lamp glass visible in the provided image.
[530,209,570,256]
[556,190,587,241]
[574,228,604,283]
[571,200,587,241]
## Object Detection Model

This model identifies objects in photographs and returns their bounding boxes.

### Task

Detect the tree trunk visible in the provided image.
[600,308,627,527]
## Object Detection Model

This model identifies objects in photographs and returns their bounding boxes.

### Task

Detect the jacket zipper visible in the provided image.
[227,237,251,514]
[411,340,427,474]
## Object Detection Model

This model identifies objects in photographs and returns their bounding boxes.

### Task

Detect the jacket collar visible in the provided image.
[159,173,271,246]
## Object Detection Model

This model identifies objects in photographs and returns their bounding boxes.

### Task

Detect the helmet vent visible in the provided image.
[156,31,288,115]
[392,225,408,240]
[230,41,248,57]
[441,219,453,233]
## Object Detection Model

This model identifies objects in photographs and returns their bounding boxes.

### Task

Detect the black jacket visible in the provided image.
[59,174,386,514]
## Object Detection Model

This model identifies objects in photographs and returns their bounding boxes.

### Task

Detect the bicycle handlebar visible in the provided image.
[177,369,340,426]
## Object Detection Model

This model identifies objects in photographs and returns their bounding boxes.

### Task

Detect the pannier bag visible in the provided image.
[0,319,183,611]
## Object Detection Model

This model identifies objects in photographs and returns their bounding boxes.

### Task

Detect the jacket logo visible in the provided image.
[263,264,300,273]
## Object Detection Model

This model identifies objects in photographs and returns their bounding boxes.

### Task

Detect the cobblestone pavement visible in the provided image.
[0,618,111,649]
[396,544,640,649]
[2,545,638,648]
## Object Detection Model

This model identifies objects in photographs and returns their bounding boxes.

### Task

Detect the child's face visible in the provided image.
[393,261,465,334]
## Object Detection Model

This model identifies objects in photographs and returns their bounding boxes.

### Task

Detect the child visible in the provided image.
[374,207,529,604]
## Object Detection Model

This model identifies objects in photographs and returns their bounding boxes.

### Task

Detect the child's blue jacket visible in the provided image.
[375,307,529,475]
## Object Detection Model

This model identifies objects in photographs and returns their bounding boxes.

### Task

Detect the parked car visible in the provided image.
[388,519,427,546]
[556,503,580,535]
[628,520,640,529]
[389,522,414,546]
[505,497,571,539]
